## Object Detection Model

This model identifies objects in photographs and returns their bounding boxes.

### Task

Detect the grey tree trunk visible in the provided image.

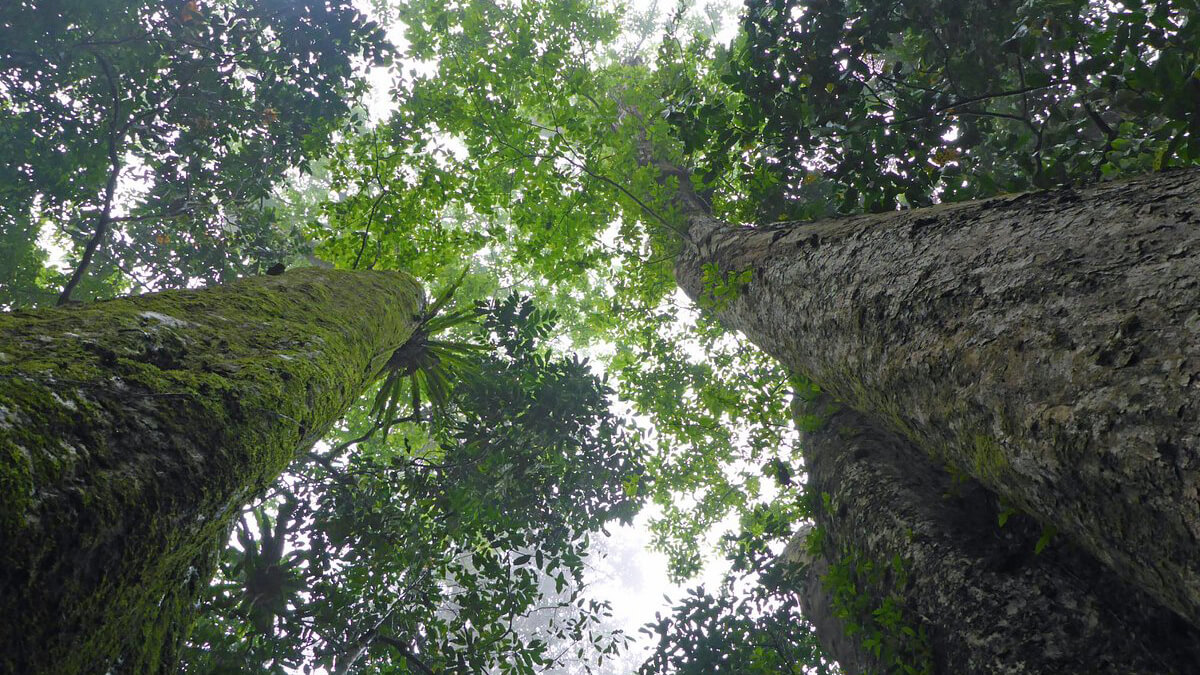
[0,268,423,674]
[671,169,1200,667]
[781,392,1200,673]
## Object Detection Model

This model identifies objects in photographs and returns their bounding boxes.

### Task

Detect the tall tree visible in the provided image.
[672,164,1200,672]
[0,268,423,672]
[0,272,645,675]
[650,0,1200,668]
[183,294,644,673]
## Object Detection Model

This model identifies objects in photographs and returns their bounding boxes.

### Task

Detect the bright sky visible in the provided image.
[583,508,739,670]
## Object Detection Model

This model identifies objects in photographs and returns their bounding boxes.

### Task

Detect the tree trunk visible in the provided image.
[780,392,1200,673]
[671,169,1200,661]
[0,268,423,674]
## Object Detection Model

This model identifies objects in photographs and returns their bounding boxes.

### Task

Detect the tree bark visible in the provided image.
[780,392,1200,673]
[0,268,423,674]
[671,169,1200,656]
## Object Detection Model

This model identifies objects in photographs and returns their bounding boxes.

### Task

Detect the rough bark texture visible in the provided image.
[780,393,1200,673]
[674,169,1200,629]
[0,268,423,674]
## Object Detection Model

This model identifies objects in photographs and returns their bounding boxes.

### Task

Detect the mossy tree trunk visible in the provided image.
[671,169,1200,669]
[0,268,423,674]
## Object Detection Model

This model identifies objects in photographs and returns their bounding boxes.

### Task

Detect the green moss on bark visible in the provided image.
[0,268,423,674]
[970,434,1009,482]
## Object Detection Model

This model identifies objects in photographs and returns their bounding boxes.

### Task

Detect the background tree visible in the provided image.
[183,295,644,673]
[0,0,390,306]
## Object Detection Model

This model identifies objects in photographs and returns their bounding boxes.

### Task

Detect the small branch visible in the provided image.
[766,627,800,674]
[59,51,123,305]
[1017,57,1031,121]
[353,130,391,270]
[948,109,1039,129]
[851,73,897,112]
[1081,102,1115,140]
[493,121,683,240]
[317,414,420,464]
[108,204,190,225]
[306,451,356,490]
[352,190,388,270]
[109,257,155,295]
[561,153,683,238]
[375,635,437,675]
[886,83,1059,127]
[1157,128,1186,172]
[1032,122,1047,186]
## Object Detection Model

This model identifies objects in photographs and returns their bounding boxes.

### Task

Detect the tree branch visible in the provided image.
[375,635,437,675]
[59,51,124,305]
[885,83,1060,127]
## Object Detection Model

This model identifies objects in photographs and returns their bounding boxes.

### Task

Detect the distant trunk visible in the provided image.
[671,169,1200,664]
[780,392,1200,673]
[0,268,423,674]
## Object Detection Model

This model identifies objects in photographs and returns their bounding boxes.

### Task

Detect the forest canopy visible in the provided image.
[2,0,1198,672]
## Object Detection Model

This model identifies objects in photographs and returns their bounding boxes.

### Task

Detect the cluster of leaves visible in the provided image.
[609,308,799,581]
[696,262,753,312]
[0,0,391,305]
[638,498,836,675]
[820,546,932,675]
[338,0,627,283]
[372,269,482,433]
[184,294,645,673]
[657,0,1200,222]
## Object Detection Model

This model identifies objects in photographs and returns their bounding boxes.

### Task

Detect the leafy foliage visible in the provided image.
[0,0,391,304]
[663,0,1200,221]
[820,548,932,675]
[638,500,835,675]
[184,295,645,673]
[373,269,483,434]
[8,0,1200,671]
[697,262,753,312]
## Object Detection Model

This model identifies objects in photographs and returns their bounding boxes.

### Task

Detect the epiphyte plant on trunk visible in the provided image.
[372,268,483,437]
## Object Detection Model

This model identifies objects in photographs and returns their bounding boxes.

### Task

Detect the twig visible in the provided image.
[353,190,388,270]
[353,130,391,270]
[110,257,155,294]
[885,83,1059,127]
[317,414,420,463]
